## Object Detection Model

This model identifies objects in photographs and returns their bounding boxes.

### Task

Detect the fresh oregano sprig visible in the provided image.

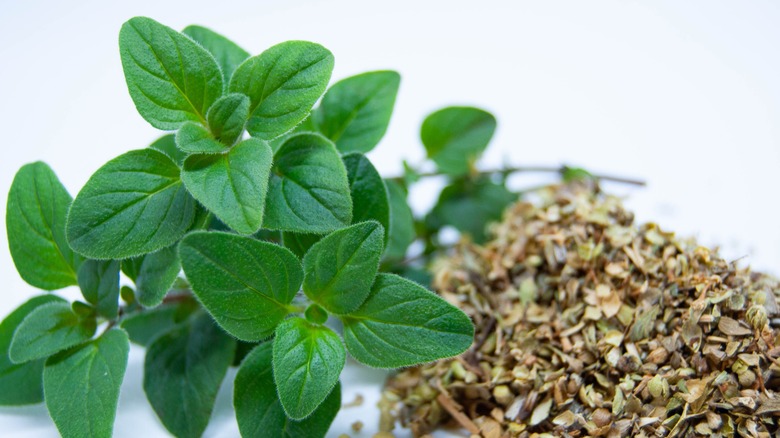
[1,16,475,438]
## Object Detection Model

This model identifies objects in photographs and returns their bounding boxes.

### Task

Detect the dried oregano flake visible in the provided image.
[384,182,780,438]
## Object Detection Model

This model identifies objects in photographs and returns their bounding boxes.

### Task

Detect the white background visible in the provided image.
[1,1,779,437]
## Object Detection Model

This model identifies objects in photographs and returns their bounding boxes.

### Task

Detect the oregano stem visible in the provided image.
[391,165,646,186]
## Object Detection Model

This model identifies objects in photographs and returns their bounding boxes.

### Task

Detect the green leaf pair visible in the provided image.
[180,220,473,421]
[0,296,129,436]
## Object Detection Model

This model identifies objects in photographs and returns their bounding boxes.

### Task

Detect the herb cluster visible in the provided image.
[1,15,618,437]
[0,17,485,438]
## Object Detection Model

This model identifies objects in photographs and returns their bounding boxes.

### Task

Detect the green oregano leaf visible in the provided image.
[182,139,273,235]
[121,245,181,307]
[9,302,96,364]
[343,153,390,244]
[182,25,250,83]
[341,273,474,368]
[6,162,83,290]
[144,313,235,438]
[421,106,497,176]
[179,232,302,341]
[268,115,317,154]
[0,295,65,405]
[229,41,334,140]
[77,260,120,319]
[272,317,345,420]
[120,17,223,129]
[43,329,129,438]
[175,122,228,154]
[303,221,383,314]
[264,133,352,233]
[120,301,197,346]
[206,93,250,145]
[66,149,196,259]
[313,70,400,153]
[148,134,187,167]
[282,231,322,258]
[426,177,516,243]
[384,179,415,260]
[235,343,340,438]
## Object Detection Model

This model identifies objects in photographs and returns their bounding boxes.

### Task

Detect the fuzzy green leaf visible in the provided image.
[303,221,383,314]
[421,106,496,176]
[175,122,227,154]
[235,342,340,437]
[426,177,516,243]
[120,17,223,129]
[6,162,82,290]
[182,139,272,235]
[179,232,301,341]
[182,25,249,83]
[144,313,235,438]
[43,329,129,438]
[341,273,474,368]
[268,115,316,154]
[264,133,352,233]
[343,153,390,244]
[384,179,415,260]
[77,260,120,319]
[229,41,333,140]
[207,93,250,145]
[9,302,96,364]
[272,317,345,420]
[66,149,196,259]
[0,295,65,405]
[120,301,197,346]
[282,231,322,258]
[314,71,400,153]
[149,134,187,167]
[122,245,181,307]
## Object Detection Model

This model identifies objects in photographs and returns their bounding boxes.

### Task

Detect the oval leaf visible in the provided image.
[120,301,197,347]
[235,343,340,438]
[314,70,400,153]
[282,231,322,258]
[43,329,129,438]
[66,149,196,259]
[341,273,474,368]
[175,122,227,154]
[120,17,223,129]
[384,179,415,260]
[264,133,352,233]
[272,317,345,420]
[303,221,384,314]
[229,41,334,140]
[122,245,181,308]
[343,153,390,244]
[179,232,301,341]
[426,177,516,243]
[6,162,83,290]
[182,139,272,235]
[77,260,120,319]
[206,93,250,145]
[421,106,497,176]
[182,25,249,83]
[149,134,187,167]
[0,295,65,405]
[9,302,96,364]
[144,313,235,438]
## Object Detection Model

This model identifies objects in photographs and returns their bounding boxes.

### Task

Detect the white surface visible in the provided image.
[1,0,779,436]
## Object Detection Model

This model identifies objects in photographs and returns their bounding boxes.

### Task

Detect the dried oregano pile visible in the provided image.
[382,183,780,437]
